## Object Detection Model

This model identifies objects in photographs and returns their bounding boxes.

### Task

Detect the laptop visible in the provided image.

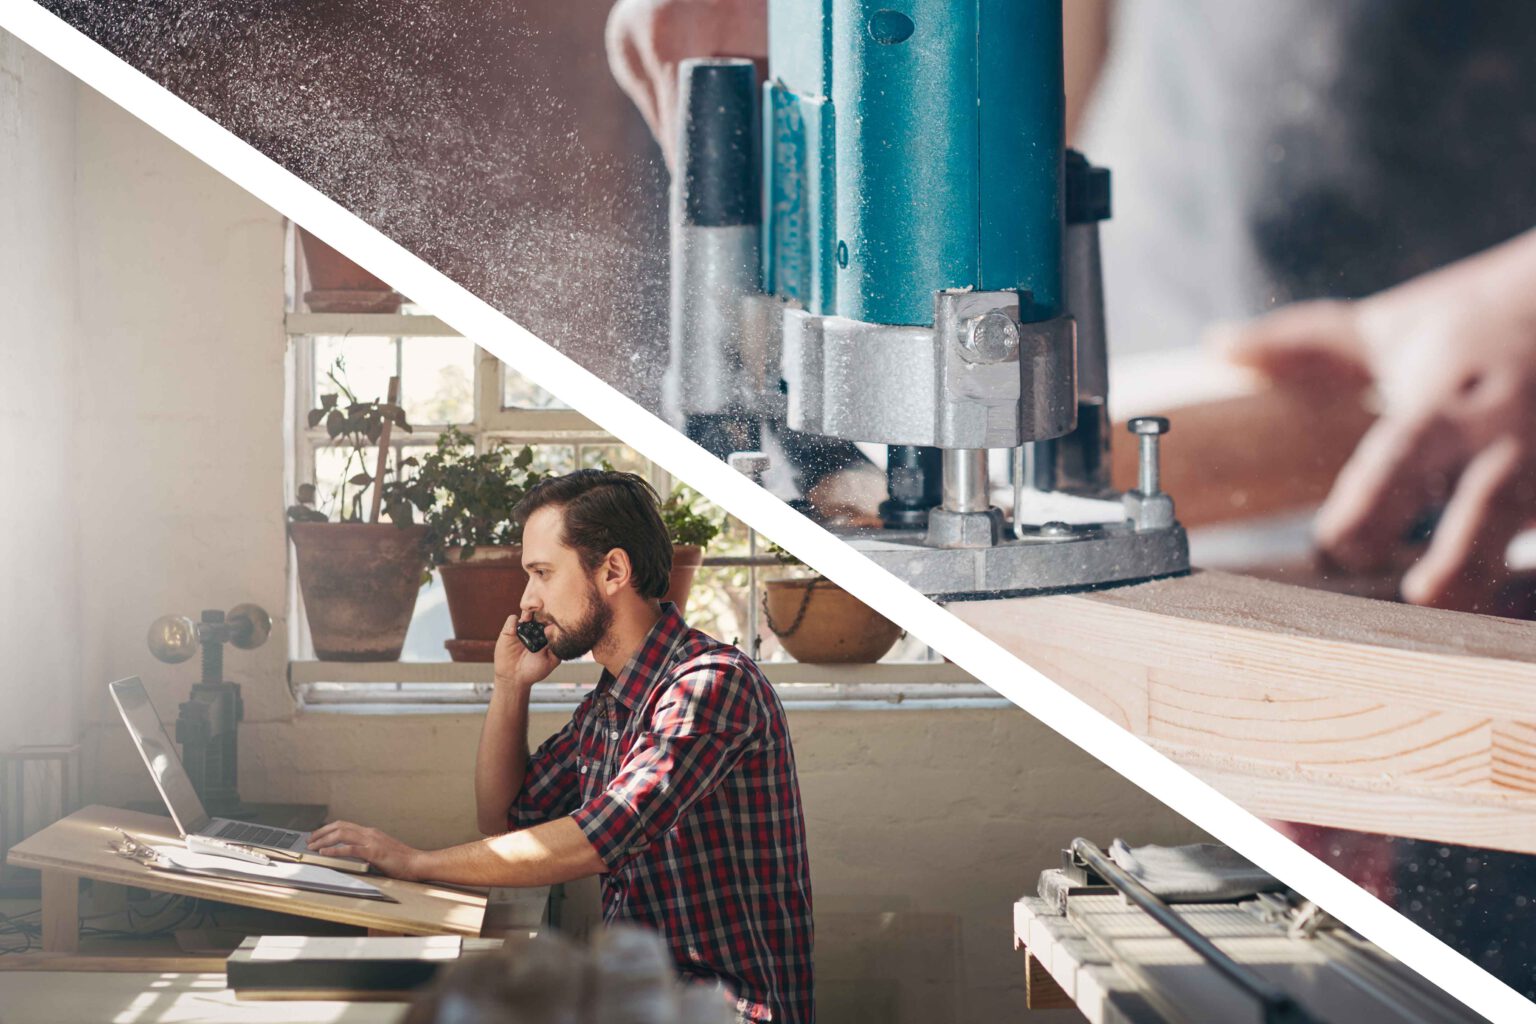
[109,676,370,874]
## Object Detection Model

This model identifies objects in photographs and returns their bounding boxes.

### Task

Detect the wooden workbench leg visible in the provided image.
[40,870,79,953]
[1023,948,1073,1010]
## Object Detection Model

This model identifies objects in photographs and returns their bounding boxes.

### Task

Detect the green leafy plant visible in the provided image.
[660,485,724,549]
[383,427,551,565]
[764,540,808,570]
[287,357,415,523]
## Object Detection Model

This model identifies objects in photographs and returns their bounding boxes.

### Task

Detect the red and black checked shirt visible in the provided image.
[507,604,814,1023]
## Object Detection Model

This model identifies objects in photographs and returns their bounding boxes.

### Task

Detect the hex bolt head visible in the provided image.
[1127,416,1170,436]
[962,312,1021,363]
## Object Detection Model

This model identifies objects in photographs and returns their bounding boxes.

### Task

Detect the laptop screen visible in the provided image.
[108,677,212,836]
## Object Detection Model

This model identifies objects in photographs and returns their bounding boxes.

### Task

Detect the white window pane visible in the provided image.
[577,444,648,475]
[502,364,568,410]
[522,444,576,476]
[400,580,452,661]
[401,338,474,425]
[310,443,429,523]
[313,336,397,407]
[312,444,380,522]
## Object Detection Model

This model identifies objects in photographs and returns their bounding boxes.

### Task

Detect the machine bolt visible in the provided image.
[1127,417,1170,496]
[728,450,771,486]
[962,311,1020,363]
[1039,521,1074,538]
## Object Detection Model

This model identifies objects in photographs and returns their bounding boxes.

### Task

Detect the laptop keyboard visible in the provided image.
[213,821,303,849]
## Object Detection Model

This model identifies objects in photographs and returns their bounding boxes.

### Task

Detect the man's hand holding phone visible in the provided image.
[493,612,559,691]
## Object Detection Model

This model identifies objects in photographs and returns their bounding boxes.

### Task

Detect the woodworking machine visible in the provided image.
[1018,839,1480,1023]
[668,0,1189,598]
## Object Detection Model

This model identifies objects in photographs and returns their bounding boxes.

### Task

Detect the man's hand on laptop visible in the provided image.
[308,821,424,880]
[494,612,559,691]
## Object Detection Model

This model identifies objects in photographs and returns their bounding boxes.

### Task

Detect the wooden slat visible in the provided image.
[0,953,225,973]
[955,570,1536,852]
[38,871,77,954]
[289,659,975,686]
[0,970,408,1023]
[1024,948,1075,1010]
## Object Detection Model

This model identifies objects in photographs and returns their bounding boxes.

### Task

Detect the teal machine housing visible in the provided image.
[667,0,1189,597]
[764,0,1064,328]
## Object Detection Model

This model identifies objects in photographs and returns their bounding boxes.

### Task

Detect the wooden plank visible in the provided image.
[8,806,485,938]
[38,870,77,954]
[0,971,408,1024]
[1024,948,1075,1010]
[954,570,1536,852]
[0,953,225,973]
[284,312,459,337]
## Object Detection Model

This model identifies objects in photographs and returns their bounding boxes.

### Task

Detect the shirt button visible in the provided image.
[610,730,619,740]
[580,764,588,774]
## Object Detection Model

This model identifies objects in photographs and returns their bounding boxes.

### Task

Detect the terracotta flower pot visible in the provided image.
[438,547,530,662]
[762,577,903,663]
[667,544,704,610]
[290,522,427,661]
[298,227,405,314]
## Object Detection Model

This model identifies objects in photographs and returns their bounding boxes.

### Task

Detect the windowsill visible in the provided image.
[288,660,1005,713]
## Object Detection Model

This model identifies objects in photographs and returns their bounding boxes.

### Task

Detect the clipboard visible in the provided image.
[142,844,399,903]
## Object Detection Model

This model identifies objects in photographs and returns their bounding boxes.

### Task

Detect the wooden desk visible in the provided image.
[0,970,407,1024]
[6,806,487,953]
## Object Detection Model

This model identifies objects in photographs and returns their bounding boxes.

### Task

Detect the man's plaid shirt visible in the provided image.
[507,604,814,1022]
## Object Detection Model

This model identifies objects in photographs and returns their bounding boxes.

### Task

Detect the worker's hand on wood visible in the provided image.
[493,613,559,692]
[1213,230,1536,616]
[605,0,766,169]
[309,820,425,880]
[805,464,887,529]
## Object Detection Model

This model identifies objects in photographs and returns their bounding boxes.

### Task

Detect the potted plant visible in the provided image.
[760,545,903,664]
[659,485,723,611]
[297,226,405,314]
[287,363,426,661]
[386,428,551,662]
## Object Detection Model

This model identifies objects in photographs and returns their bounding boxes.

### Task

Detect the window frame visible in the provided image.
[284,312,984,710]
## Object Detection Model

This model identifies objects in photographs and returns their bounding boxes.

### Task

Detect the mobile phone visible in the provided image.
[516,619,549,653]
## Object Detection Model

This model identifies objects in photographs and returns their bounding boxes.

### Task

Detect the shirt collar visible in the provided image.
[604,602,689,710]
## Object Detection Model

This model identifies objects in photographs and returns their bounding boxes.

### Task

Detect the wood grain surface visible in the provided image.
[955,570,1536,852]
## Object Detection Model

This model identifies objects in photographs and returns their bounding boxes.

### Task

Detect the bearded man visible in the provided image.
[310,470,814,1023]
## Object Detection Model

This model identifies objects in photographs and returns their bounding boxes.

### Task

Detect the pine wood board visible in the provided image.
[954,570,1536,853]
[0,970,407,1024]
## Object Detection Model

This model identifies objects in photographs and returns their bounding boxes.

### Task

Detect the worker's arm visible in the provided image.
[569,662,763,870]
[606,0,766,169]
[312,665,763,884]
[1215,226,1536,616]
[309,816,606,887]
[1064,0,1114,144]
[473,613,562,835]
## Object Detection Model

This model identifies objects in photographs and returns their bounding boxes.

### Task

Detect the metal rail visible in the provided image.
[1070,838,1319,1024]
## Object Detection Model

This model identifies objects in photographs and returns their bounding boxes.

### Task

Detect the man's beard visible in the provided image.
[548,583,613,661]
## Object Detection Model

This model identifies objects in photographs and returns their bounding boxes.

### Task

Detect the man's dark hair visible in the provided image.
[514,470,672,599]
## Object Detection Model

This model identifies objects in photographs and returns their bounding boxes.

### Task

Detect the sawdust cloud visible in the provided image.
[42,0,673,405]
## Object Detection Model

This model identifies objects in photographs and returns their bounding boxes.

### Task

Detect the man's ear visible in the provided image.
[599,547,634,596]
